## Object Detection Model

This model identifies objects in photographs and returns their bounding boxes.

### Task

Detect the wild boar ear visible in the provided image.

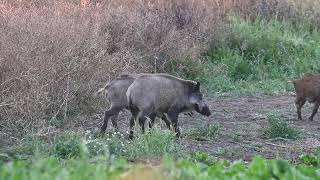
[193,82,200,92]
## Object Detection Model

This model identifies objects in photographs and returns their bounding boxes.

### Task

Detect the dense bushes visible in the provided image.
[0,0,223,141]
[197,16,320,95]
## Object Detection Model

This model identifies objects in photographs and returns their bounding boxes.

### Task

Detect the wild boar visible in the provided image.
[290,73,320,121]
[96,74,186,133]
[126,73,211,139]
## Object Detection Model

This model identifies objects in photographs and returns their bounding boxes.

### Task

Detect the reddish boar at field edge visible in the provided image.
[291,74,320,121]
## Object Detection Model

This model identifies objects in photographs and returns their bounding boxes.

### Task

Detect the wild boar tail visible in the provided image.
[94,84,110,97]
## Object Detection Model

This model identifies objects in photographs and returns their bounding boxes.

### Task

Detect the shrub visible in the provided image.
[197,16,320,96]
[52,134,85,159]
[300,154,320,167]
[263,114,301,140]
[190,151,217,166]
[0,0,223,141]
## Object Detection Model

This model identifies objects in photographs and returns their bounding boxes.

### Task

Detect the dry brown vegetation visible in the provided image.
[0,0,319,144]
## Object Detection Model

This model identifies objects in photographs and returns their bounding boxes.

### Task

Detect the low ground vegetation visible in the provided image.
[1,128,319,179]
[184,121,219,141]
[262,114,301,140]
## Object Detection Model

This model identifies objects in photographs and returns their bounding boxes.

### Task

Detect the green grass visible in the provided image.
[123,128,182,160]
[184,121,219,141]
[186,16,320,96]
[0,156,128,180]
[5,128,182,162]
[262,114,301,140]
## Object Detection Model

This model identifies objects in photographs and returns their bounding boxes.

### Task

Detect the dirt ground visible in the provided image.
[2,95,319,162]
[103,95,320,162]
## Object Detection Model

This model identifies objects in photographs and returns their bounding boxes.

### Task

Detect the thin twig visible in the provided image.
[264,142,289,148]
[0,103,15,107]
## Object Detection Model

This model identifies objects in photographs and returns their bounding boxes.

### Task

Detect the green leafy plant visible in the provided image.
[190,151,217,166]
[300,154,320,167]
[263,114,301,140]
[52,134,85,159]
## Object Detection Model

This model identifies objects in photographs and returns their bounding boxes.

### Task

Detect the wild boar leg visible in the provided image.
[161,115,172,130]
[137,110,152,134]
[139,117,146,134]
[167,109,180,138]
[101,106,122,133]
[309,102,320,121]
[129,108,139,140]
[148,114,171,130]
[148,113,157,129]
[295,98,306,120]
[110,114,119,130]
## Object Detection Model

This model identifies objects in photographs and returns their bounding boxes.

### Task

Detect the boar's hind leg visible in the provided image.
[295,98,306,120]
[100,106,122,133]
[167,109,180,138]
[137,110,152,134]
[309,101,320,121]
[129,108,139,140]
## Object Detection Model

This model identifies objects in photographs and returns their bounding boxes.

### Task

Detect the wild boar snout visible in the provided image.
[195,101,211,116]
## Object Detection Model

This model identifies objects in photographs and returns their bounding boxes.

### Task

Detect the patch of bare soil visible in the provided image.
[179,95,320,161]
[97,95,320,162]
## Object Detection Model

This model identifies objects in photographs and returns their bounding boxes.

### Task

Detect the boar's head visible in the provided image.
[189,82,211,116]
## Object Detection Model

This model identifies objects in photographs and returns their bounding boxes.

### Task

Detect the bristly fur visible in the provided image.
[291,73,320,121]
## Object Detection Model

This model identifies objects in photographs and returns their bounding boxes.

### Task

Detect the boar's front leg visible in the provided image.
[148,114,171,130]
[147,113,157,129]
[295,97,306,120]
[167,108,180,138]
[161,115,172,130]
[129,108,151,139]
[129,108,139,140]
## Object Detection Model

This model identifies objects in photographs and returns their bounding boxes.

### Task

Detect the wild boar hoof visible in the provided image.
[129,134,134,140]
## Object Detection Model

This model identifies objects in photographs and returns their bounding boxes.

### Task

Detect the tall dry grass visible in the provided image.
[0,0,225,144]
[0,0,319,145]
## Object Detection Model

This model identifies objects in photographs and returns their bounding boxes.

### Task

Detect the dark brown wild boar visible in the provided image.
[126,73,211,139]
[291,74,320,121]
[96,74,193,133]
